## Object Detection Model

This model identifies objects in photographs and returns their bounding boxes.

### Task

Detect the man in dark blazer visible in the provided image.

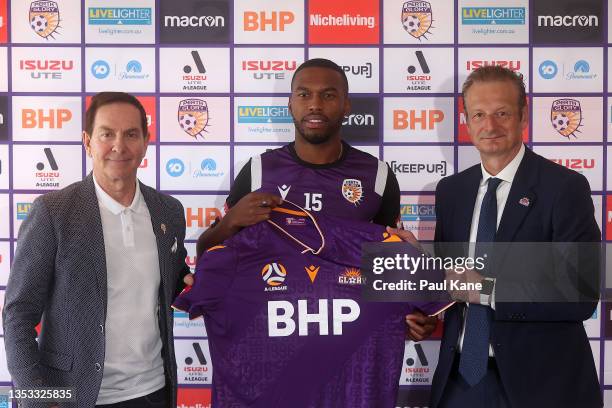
[3,93,191,407]
[425,66,601,407]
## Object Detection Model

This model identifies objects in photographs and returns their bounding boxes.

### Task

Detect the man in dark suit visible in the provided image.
[394,66,601,407]
[4,92,191,407]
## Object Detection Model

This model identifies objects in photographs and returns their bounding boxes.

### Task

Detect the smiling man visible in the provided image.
[428,66,601,407]
[4,92,191,408]
[195,58,437,343]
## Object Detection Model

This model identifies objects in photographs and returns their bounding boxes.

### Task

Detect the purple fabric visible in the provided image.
[174,209,442,408]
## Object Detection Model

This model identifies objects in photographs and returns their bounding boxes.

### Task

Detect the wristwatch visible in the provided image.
[479,277,496,306]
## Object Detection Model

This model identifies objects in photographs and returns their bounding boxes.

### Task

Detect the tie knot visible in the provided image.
[487,177,502,193]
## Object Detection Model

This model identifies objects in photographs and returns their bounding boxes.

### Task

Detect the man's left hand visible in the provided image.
[405,310,438,342]
[445,268,483,304]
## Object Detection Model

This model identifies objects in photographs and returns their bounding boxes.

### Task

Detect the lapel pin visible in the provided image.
[519,197,530,207]
[161,223,167,234]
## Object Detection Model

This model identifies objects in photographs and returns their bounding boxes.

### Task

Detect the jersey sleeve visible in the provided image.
[372,164,400,227]
[172,244,238,319]
[226,159,252,209]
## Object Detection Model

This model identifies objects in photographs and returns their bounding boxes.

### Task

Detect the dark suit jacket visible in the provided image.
[430,147,602,408]
[3,174,191,407]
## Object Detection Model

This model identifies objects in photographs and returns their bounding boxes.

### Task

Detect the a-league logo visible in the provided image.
[178,99,209,140]
[550,98,582,139]
[401,1,433,40]
[29,1,61,39]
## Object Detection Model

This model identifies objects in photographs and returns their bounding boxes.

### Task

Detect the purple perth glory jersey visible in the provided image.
[174,205,448,408]
[250,143,389,222]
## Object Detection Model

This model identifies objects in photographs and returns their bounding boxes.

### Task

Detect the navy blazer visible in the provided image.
[430,147,602,408]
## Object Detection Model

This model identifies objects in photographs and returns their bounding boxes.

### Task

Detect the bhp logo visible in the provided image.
[22,109,72,129]
[393,110,444,130]
[186,207,222,228]
[244,11,294,31]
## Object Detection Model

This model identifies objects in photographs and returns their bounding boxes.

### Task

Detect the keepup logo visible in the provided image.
[234,47,302,93]
[175,340,212,385]
[341,96,379,144]
[234,0,304,44]
[85,0,154,44]
[0,96,7,141]
[309,48,379,93]
[12,47,81,92]
[458,97,529,143]
[160,0,229,44]
[12,96,81,142]
[0,0,6,43]
[177,387,212,408]
[384,145,454,191]
[309,0,379,44]
[29,1,61,40]
[533,0,602,44]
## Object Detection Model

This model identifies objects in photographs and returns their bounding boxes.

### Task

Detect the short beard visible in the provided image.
[293,118,343,145]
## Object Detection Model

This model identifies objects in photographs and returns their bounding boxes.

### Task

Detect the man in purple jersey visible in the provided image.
[194,58,437,341]
[176,206,450,407]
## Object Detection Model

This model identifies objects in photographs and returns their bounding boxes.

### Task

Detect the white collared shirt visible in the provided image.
[93,175,165,405]
[458,144,525,356]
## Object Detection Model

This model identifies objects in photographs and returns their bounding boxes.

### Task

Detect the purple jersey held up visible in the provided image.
[174,206,445,408]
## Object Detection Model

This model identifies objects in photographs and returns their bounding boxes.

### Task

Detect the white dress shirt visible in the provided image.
[458,144,525,356]
[93,176,165,405]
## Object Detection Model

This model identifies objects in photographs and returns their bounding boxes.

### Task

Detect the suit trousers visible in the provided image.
[95,386,168,408]
[438,354,511,408]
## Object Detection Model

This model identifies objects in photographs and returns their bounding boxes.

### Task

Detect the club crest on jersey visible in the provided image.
[550,98,582,139]
[342,179,364,205]
[262,262,288,292]
[401,1,433,40]
[178,99,209,140]
[338,268,365,285]
[29,1,61,39]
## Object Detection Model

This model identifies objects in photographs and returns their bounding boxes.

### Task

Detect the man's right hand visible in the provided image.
[196,192,283,257]
[223,192,283,229]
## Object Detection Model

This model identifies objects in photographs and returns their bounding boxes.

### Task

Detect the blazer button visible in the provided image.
[99,324,104,334]
[95,363,102,372]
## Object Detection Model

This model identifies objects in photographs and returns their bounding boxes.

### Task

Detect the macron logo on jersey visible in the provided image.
[277,184,291,199]
[268,299,360,337]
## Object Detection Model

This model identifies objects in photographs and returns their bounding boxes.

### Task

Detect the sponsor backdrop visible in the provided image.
[0,0,611,406]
